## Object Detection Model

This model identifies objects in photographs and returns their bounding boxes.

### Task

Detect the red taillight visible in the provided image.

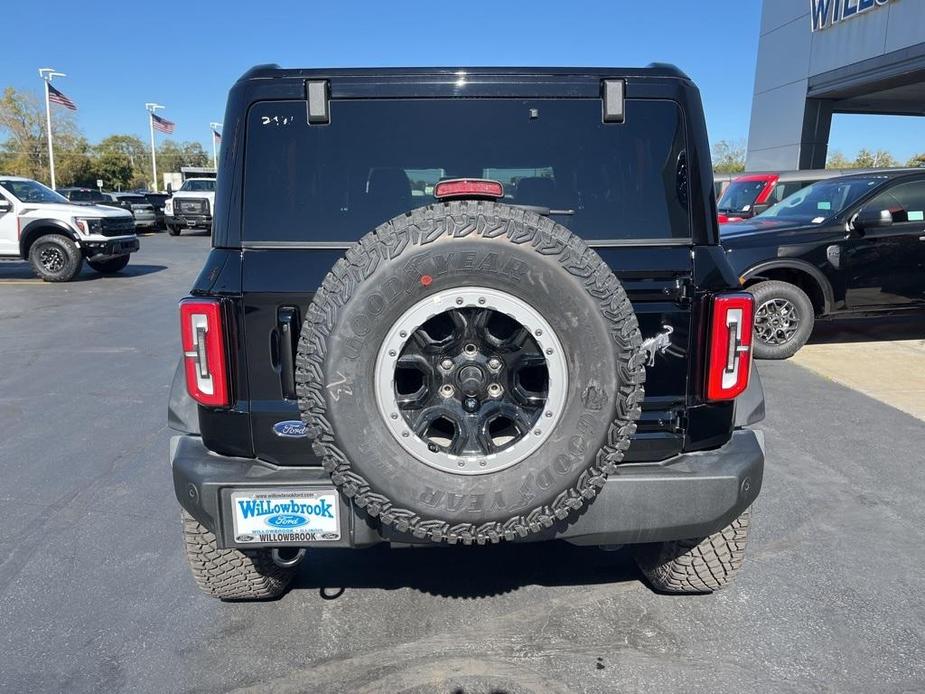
[434,178,504,200]
[179,298,230,407]
[705,293,754,401]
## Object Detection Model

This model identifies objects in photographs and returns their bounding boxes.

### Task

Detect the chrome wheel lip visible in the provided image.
[374,287,568,476]
[754,298,800,345]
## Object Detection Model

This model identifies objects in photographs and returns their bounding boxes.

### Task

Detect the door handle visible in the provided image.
[277,306,301,399]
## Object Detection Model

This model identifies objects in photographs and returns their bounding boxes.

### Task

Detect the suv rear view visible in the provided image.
[169,65,765,600]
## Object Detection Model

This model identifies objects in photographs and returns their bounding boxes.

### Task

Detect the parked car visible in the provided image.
[713,172,737,199]
[99,192,157,230]
[0,176,138,281]
[164,178,215,235]
[142,192,170,229]
[57,186,108,205]
[169,64,765,601]
[717,170,846,224]
[722,170,925,358]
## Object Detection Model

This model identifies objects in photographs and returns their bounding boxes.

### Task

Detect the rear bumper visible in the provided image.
[172,429,764,549]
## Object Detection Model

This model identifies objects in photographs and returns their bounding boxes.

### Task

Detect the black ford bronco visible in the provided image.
[169,65,766,600]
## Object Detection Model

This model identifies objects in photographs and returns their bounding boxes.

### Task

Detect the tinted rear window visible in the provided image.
[242,99,689,242]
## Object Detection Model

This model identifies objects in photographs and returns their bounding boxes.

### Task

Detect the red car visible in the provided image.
[717,170,841,224]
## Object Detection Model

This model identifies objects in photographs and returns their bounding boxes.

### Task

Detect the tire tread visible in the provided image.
[295,201,646,545]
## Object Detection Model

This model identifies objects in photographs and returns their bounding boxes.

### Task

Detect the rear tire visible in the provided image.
[181,511,298,600]
[167,224,180,236]
[748,280,815,359]
[88,254,130,274]
[29,234,83,282]
[634,507,751,594]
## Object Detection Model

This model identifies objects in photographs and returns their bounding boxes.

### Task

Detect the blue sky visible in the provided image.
[2,0,922,161]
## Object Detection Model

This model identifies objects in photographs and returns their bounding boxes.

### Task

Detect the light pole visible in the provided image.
[146,103,165,191]
[39,68,66,189]
[209,122,222,169]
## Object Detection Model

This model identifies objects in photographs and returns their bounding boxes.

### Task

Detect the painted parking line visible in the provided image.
[792,339,925,422]
[0,279,46,285]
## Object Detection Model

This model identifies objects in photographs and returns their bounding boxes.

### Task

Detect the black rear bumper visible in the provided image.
[172,429,764,549]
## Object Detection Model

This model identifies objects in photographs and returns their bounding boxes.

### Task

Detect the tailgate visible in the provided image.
[241,245,696,467]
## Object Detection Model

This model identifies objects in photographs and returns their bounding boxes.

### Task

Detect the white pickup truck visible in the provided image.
[0,176,138,282]
[164,178,216,235]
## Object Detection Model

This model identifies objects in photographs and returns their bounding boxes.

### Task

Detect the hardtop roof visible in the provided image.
[236,63,692,83]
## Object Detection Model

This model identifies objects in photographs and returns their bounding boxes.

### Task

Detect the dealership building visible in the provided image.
[746,0,925,171]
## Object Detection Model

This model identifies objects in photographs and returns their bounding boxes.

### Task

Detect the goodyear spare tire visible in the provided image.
[296,201,645,544]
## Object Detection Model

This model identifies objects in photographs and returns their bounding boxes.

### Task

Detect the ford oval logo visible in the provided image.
[266,514,308,528]
[273,420,307,438]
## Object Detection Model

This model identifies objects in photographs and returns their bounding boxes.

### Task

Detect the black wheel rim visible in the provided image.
[375,287,568,475]
[394,306,549,458]
[38,245,66,273]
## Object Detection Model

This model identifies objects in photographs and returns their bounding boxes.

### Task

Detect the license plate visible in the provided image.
[230,489,340,544]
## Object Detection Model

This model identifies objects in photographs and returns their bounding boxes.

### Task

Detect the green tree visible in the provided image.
[0,86,80,183]
[712,139,747,174]
[157,139,210,175]
[826,150,851,169]
[854,148,897,169]
[93,147,134,190]
[907,153,925,168]
[56,136,98,187]
[96,134,150,185]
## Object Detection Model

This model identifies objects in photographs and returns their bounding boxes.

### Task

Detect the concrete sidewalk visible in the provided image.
[791,315,925,421]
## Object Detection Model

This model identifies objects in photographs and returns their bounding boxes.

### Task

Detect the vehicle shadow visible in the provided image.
[290,541,640,599]
[74,264,168,280]
[809,313,925,345]
[0,263,168,281]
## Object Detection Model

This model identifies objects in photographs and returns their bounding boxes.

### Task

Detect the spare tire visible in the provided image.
[296,201,645,544]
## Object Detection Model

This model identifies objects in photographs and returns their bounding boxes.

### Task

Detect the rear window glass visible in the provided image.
[242,99,689,242]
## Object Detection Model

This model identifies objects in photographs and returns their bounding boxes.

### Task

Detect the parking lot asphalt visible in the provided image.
[1,233,924,693]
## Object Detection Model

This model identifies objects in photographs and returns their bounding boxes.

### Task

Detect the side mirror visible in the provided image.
[0,199,11,213]
[854,207,893,232]
[166,183,173,194]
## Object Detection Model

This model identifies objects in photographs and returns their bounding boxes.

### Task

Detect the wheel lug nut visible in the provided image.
[464,344,478,358]
[440,384,454,397]
[441,359,453,370]
[488,384,503,398]
[488,358,502,370]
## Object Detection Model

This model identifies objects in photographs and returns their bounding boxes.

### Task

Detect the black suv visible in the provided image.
[169,65,766,600]
[722,171,925,359]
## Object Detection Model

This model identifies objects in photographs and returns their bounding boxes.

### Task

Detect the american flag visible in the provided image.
[47,84,77,111]
[212,128,221,142]
[151,113,175,134]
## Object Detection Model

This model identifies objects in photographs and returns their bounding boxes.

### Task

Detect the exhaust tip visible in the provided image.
[271,547,306,568]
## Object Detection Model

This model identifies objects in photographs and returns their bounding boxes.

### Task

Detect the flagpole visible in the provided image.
[145,103,165,191]
[39,68,65,189]
[209,122,222,169]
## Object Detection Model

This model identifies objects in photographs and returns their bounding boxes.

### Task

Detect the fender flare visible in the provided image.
[19,218,80,259]
[741,259,833,314]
